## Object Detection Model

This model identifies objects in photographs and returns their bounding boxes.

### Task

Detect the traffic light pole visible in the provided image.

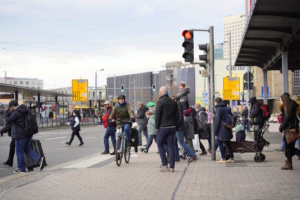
[209,26,216,160]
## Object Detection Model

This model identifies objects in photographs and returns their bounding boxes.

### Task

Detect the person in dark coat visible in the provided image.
[241,107,249,132]
[155,86,179,172]
[249,96,270,147]
[66,110,84,146]
[214,97,234,163]
[135,102,149,146]
[1,122,14,167]
[279,93,300,170]
[4,100,46,173]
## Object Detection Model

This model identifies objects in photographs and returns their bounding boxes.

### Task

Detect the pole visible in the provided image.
[4,71,7,84]
[209,26,216,160]
[229,31,233,110]
[95,71,97,111]
[114,74,116,101]
[133,78,136,111]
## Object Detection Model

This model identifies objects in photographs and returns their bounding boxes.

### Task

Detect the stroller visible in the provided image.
[226,124,269,162]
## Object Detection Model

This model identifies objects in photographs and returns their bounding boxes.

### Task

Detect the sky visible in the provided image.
[0,0,245,89]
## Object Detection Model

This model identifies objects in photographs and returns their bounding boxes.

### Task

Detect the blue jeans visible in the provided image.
[175,131,195,158]
[15,137,40,172]
[117,124,131,142]
[280,133,285,150]
[174,135,180,161]
[296,139,300,150]
[217,140,234,160]
[157,127,176,169]
[243,120,250,132]
[145,135,156,151]
[104,125,116,152]
[138,125,149,145]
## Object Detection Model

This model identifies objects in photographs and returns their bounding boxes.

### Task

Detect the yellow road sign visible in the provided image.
[72,79,89,102]
[223,77,240,100]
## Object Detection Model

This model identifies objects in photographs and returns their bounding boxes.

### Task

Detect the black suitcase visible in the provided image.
[25,139,47,169]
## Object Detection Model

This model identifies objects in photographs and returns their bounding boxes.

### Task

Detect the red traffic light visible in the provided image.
[182,30,193,40]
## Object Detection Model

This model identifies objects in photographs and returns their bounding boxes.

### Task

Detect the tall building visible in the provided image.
[0,77,44,89]
[223,13,246,62]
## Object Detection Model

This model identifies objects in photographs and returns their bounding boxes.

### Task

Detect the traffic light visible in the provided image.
[95,105,97,110]
[152,84,156,92]
[199,43,210,67]
[121,85,124,92]
[182,30,194,63]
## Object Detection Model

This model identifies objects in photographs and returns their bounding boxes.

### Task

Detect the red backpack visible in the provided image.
[260,104,271,120]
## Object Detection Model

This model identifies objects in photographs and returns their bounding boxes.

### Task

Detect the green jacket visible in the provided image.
[148,115,156,136]
[109,103,134,129]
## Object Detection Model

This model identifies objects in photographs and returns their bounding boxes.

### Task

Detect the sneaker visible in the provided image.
[188,156,196,162]
[199,151,207,156]
[110,152,115,155]
[207,150,211,154]
[226,159,235,163]
[39,157,46,171]
[13,169,26,174]
[131,153,139,158]
[179,155,186,160]
[274,148,284,153]
[140,148,148,153]
[101,151,109,155]
[79,143,84,146]
[216,159,226,164]
[65,142,70,145]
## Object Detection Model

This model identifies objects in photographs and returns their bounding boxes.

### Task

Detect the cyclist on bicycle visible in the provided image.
[109,94,135,146]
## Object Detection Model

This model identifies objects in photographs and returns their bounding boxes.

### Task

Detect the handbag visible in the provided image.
[284,128,300,144]
[277,115,283,124]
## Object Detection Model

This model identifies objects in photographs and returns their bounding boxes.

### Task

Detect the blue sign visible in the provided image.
[203,98,209,103]
[261,86,269,98]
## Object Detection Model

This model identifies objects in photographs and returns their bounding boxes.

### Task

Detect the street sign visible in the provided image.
[203,98,209,103]
[243,72,254,82]
[215,91,220,98]
[223,77,240,100]
[202,91,208,98]
[72,79,89,102]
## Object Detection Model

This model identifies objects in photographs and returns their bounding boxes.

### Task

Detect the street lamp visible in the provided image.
[224,31,232,109]
[3,71,6,84]
[95,69,104,112]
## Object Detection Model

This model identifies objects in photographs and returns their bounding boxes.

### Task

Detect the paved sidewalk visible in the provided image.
[0,136,300,199]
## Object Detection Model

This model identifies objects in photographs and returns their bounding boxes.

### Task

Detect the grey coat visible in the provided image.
[184,116,195,140]
[136,104,148,125]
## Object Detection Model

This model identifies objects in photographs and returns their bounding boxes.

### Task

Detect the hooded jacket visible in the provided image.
[109,102,134,129]
[147,115,156,136]
[136,104,148,125]
[214,101,232,142]
[4,104,30,140]
[184,115,195,139]
[176,87,190,102]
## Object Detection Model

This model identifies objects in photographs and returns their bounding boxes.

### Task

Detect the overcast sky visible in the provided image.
[0,0,244,89]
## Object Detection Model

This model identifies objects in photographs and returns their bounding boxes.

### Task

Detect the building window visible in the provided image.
[32,81,35,85]
[37,87,41,89]
[14,81,17,84]
[9,81,12,84]
[26,81,29,85]
[20,81,23,85]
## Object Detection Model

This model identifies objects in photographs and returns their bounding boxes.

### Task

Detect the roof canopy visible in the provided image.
[0,83,72,98]
[235,0,300,71]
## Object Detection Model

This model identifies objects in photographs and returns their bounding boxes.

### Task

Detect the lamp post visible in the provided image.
[95,69,104,113]
[224,31,233,109]
[3,71,7,84]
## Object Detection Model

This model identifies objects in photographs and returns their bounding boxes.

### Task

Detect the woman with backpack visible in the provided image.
[66,111,84,146]
[280,93,300,170]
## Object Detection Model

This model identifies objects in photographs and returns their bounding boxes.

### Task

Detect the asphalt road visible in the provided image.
[0,125,110,179]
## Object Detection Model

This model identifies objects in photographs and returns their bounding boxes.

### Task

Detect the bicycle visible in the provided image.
[114,119,131,167]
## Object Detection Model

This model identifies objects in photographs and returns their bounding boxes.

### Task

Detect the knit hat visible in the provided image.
[179,81,186,88]
[147,102,155,107]
[183,109,190,117]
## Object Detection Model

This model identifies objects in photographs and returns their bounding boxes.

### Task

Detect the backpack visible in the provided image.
[260,104,271,120]
[24,110,38,135]
[222,107,238,129]
[196,112,207,131]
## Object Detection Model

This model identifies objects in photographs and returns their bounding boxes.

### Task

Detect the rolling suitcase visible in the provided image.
[25,139,47,169]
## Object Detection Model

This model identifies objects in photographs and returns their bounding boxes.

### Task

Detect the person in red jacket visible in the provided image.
[101,101,116,155]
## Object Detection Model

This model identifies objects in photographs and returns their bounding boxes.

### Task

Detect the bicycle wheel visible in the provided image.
[124,142,130,163]
[115,137,123,167]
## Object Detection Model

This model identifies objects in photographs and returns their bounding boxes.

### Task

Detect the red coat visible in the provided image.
[102,106,115,128]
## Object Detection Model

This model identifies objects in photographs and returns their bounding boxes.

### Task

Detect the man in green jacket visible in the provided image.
[109,94,135,144]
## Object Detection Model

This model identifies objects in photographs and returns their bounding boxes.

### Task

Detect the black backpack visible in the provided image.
[24,111,38,135]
